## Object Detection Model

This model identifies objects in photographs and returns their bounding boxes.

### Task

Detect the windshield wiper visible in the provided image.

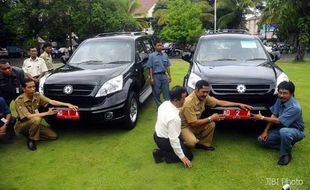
[211,58,236,61]
[246,58,268,61]
[106,61,131,64]
[73,60,103,65]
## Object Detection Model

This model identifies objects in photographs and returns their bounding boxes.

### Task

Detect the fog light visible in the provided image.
[104,112,113,120]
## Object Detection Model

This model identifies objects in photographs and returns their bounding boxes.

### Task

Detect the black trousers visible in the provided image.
[154,132,193,163]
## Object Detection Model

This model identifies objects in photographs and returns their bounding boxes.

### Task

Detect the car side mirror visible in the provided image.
[269,52,279,62]
[182,52,192,63]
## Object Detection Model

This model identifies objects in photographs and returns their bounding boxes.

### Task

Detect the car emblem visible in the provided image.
[236,84,246,93]
[63,85,73,95]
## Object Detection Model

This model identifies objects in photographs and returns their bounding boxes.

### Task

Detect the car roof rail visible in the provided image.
[95,32,148,37]
[205,29,250,35]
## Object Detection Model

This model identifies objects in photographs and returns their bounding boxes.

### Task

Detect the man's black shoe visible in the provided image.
[152,149,163,163]
[27,139,37,151]
[278,154,292,165]
[195,143,215,151]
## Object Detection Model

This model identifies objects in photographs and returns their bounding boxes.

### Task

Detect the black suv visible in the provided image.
[182,30,289,115]
[39,32,154,129]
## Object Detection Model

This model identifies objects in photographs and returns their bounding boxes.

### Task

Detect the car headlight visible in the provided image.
[96,75,123,97]
[274,72,289,94]
[187,72,201,90]
[38,74,48,94]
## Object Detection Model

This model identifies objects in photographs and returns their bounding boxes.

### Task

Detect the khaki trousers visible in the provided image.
[181,122,215,148]
[15,117,57,141]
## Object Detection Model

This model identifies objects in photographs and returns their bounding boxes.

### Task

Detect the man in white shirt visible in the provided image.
[153,86,193,168]
[22,47,48,84]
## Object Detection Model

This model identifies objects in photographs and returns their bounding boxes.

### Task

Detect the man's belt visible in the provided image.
[154,72,166,75]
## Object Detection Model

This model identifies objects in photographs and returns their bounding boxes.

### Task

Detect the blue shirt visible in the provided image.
[146,52,170,73]
[270,97,304,131]
[0,97,10,120]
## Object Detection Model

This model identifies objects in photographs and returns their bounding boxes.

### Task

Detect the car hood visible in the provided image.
[45,64,129,85]
[194,62,276,84]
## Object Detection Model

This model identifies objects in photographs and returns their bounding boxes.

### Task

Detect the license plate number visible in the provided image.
[223,110,250,119]
[56,109,80,120]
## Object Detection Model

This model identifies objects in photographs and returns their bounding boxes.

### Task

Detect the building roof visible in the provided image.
[133,0,158,16]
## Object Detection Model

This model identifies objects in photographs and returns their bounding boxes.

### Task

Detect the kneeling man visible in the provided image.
[153,86,193,168]
[180,80,252,151]
[15,79,78,151]
[252,81,304,165]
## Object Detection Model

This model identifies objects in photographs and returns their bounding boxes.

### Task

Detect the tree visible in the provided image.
[2,0,141,48]
[260,0,310,61]
[159,0,204,44]
[216,0,255,29]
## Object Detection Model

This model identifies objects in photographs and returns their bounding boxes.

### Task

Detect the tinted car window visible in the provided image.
[196,39,267,64]
[136,41,146,53]
[69,40,133,65]
[143,39,154,53]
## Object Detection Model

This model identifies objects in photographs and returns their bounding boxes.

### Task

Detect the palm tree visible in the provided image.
[119,0,141,14]
[216,0,254,29]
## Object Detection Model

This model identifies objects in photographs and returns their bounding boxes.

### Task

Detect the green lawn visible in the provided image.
[1,59,309,190]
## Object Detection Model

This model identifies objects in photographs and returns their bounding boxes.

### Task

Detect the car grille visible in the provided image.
[46,96,105,108]
[44,84,95,96]
[44,84,103,107]
[211,84,272,95]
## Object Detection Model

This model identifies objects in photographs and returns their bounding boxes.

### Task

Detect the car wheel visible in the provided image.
[123,92,139,130]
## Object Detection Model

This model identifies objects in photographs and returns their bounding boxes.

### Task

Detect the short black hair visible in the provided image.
[22,78,35,88]
[42,43,52,50]
[169,86,187,101]
[278,81,295,94]
[154,40,162,45]
[0,59,10,65]
[195,80,209,90]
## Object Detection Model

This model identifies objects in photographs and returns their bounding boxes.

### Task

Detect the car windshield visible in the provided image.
[195,38,268,65]
[69,40,133,65]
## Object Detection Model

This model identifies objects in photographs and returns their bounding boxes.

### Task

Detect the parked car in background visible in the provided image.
[6,46,23,57]
[182,30,289,117]
[0,47,9,57]
[39,32,154,129]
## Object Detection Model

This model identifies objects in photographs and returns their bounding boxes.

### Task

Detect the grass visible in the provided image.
[1,59,309,190]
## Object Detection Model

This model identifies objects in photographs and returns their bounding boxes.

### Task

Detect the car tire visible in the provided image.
[123,92,139,130]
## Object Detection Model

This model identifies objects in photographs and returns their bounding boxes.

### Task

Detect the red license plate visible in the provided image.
[56,109,80,120]
[223,110,250,119]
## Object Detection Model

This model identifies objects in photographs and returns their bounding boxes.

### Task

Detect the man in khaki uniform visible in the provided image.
[40,43,54,71]
[180,80,253,151]
[15,78,78,151]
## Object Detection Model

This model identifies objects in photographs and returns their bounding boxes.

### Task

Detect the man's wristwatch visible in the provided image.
[207,117,212,123]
